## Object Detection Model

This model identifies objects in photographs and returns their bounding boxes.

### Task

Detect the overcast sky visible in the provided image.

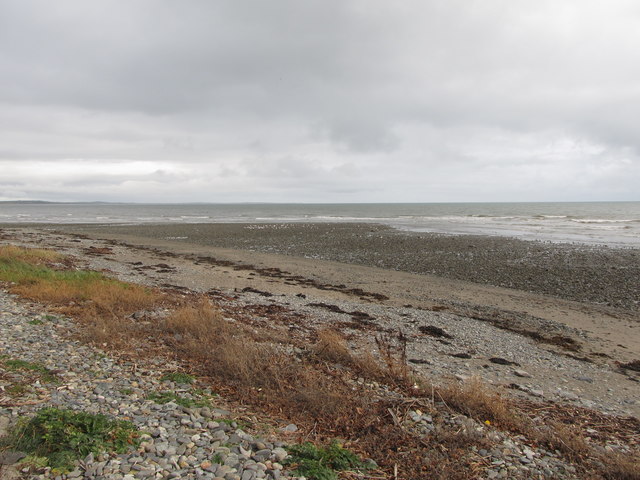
[1,0,639,203]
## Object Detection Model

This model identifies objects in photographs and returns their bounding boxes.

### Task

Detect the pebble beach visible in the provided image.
[1,224,639,479]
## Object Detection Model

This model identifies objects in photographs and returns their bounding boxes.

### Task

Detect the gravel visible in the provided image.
[0,290,591,479]
[0,292,295,480]
[63,223,640,312]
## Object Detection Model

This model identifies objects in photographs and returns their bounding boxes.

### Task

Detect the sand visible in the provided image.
[15,222,637,366]
[2,223,639,418]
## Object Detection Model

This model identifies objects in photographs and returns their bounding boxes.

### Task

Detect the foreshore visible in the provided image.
[1,224,639,478]
[46,222,640,312]
[32,222,640,364]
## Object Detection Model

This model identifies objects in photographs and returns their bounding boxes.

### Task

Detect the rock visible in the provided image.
[271,448,287,462]
[280,424,297,433]
[0,417,11,437]
[489,357,520,366]
[0,451,26,465]
[513,370,532,378]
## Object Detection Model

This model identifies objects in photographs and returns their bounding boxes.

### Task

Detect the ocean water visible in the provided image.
[1,202,639,247]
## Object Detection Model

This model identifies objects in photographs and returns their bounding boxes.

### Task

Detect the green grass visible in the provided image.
[0,258,103,287]
[284,441,370,480]
[2,408,139,471]
[2,358,58,383]
[146,390,210,408]
[160,372,195,384]
[6,383,30,395]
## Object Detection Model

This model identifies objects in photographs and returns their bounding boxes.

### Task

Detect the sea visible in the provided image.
[1,202,639,248]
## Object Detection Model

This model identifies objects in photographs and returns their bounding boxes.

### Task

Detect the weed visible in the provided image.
[2,358,58,383]
[0,245,64,265]
[17,455,48,470]
[119,388,134,396]
[146,391,209,408]
[211,452,224,464]
[285,441,369,480]
[3,408,139,471]
[7,383,30,395]
[437,378,525,431]
[28,318,44,325]
[160,372,195,384]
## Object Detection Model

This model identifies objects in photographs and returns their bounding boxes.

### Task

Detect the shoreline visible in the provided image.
[2,225,640,478]
[3,224,638,367]
[30,222,639,313]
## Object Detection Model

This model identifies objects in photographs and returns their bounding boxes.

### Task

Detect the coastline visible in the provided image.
[1,225,640,478]
[43,222,640,311]
[3,225,639,398]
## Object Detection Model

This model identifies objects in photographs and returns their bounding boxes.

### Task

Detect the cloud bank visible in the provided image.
[1,0,639,202]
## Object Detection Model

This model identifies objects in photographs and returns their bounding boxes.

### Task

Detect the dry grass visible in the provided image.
[313,328,412,388]
[161,302,363,421]
[313,329,354,365]
[1,244,162,347]
[436,377,525,431]
[0,245,65,265]
[162,300,272,387]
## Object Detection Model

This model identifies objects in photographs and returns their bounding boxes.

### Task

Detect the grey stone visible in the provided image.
[0,451,26,465]
[280,424,297,433]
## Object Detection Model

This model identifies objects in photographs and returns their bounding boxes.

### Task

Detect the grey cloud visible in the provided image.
[0,0,638,201]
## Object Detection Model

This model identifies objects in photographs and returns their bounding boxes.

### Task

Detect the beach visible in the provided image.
[3,223,638,407]
[2,224,640,478]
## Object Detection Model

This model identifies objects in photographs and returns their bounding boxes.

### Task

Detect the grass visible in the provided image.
[160,372,195,384]
[0,245,64,265]
[0,245,162,348]
[1,358,58,384]
[284,441,370,480]
[146,390,211,408]
[2,407,139,472]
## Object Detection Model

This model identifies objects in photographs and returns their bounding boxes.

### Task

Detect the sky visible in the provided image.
[1,0,639,203]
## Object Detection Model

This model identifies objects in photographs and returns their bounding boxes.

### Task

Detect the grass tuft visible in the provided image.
[0,245,64,265]
[285,441,370,480]
[160,372,195,384]
[2,358,58,383]
[146,390,210,408]
[2,408,139,471]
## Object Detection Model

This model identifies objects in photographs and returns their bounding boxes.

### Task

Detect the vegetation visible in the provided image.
[2,408,139,471]
[0,245,161,347]
[1,358,58,383]
[160,372,195,384]
[146,390,210,408]
[285,441,370,480]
